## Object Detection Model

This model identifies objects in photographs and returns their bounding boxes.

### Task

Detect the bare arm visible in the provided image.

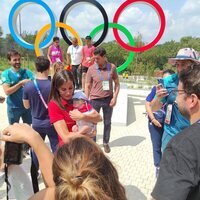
[77,125,90,135]
[145,101,162,127]
[47,46,52,64]
[151,84,168,112]
[1,123,55,187]
[52,119,79,143]
[66,53,71,65]
[151,98,163,112]
[85,82,91,98]
[110,77,120,107]
[29,187,55,200]
[70,109,102,124]
[23,99,30,109]
[3,79,30,95]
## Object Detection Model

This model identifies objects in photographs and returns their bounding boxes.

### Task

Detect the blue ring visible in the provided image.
[8,0,56,50]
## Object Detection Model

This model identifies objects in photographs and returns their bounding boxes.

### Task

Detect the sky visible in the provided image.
[0,0,200,46]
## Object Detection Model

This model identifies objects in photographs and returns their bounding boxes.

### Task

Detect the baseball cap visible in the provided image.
[85,35,92,40]
[72,91,88,101]
[168,48,200,66]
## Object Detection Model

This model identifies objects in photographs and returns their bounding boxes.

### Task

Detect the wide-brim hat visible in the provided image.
[168,48,200,66]
[72,91,88,101]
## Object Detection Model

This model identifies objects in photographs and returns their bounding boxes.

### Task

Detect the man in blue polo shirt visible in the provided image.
[1,49,34,125]
[151,48,200,150]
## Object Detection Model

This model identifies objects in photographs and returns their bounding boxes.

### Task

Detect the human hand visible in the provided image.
[156,84,168,100]
[1,123,38,144]
[69,109,84,121]
[72,125,79,132]
[20,79,31,86]
[151,119,162,128]
[0,96,5,103]
[109,97,117,107]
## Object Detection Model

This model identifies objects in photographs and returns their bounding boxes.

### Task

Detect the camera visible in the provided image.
[4,142,23,165]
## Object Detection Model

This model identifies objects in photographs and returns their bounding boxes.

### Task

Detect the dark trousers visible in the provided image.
[72,64,82,88]
[7,107,32,125]
[31,126,59,193]
[148,121,163,167]
[90,96,113,144]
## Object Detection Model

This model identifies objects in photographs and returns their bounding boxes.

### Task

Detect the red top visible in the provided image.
[48,99,76,145]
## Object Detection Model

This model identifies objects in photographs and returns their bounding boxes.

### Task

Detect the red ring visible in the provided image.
[113,0,166,52]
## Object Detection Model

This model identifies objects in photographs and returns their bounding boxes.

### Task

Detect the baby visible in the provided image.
[72,91,97,138]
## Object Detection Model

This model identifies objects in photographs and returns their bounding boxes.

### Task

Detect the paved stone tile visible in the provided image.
[0,89,157,200]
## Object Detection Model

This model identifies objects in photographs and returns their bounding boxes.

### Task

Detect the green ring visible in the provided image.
[90,22,135,73]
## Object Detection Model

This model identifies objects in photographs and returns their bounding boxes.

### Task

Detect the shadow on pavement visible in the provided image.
[125,185,147,200]
[110,136,145,147]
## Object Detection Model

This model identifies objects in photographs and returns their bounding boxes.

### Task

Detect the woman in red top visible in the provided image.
[48,70,101,145]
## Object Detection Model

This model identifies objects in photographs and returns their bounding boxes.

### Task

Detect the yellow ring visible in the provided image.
[35,22,82,57]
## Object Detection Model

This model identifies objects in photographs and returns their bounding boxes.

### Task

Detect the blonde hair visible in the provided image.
[52,136,127,200]
[52,62,64,74]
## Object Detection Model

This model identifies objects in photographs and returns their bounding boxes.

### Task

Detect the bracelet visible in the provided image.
[151,118,155,123]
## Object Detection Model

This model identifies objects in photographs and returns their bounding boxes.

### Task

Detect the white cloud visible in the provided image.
[0,0,199,47]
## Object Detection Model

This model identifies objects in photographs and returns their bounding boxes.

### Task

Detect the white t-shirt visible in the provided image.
[67,45,83,65]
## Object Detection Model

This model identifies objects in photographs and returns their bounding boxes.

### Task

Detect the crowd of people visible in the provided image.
[0,37,200,200]
[0,35,121,199]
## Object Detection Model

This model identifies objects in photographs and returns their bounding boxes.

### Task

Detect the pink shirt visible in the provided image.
[86,62,118,100]
[82,45,95,68]
[49,45,63,63]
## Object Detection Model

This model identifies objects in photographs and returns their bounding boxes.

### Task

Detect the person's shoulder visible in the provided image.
[1,68,10,76]
[168,123,200,151]
[48,45,53,50]
[24,80,34,88]
[48,100,59,108]
[29,187,55,200]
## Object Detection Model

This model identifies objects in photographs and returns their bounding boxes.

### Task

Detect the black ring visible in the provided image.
[59,0,109,47]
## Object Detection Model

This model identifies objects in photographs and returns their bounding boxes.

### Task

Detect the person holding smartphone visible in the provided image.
[145,69,175,177]
[151,48,200,151]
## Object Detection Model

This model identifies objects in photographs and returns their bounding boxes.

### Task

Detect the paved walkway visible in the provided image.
[0,89,156,200]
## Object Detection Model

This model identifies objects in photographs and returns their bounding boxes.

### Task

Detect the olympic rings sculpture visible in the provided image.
[8,0,166,72]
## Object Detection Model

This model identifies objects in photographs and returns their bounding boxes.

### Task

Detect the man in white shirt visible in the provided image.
[66,37,83,89]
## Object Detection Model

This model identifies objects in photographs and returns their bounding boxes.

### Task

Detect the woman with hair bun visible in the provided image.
[1,123,127,200]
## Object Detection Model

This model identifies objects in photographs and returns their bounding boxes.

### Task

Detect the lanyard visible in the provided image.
[72,45,79,55]
[33,80,48,109]
[95,63,110,81]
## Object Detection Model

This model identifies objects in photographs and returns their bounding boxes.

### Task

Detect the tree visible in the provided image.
[0,26,3,37]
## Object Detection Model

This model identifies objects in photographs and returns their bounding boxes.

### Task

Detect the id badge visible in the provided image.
[165,104,173,124]
[102,81,110,91]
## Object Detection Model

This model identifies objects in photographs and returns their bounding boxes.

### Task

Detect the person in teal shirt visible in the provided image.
[151,48,200,150]
[1,49,34,124]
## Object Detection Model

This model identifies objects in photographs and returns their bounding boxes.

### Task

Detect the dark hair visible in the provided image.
[94,47,106,57]
[35,56,50,73]
[179,64,200,99]
[85,35,92,40]
[48,70,75,109]
[7,49,21,61]
[53,37,60,42]
[53,136,127,200]
[163,69,175,76]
